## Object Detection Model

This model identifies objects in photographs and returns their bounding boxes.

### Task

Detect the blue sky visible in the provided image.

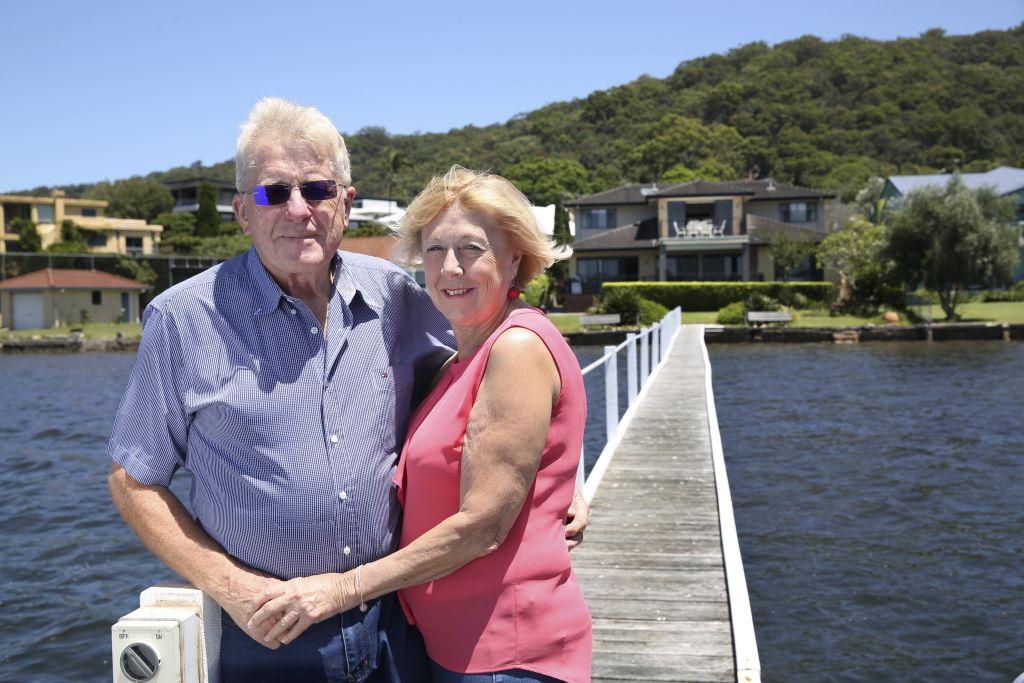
[0,0,1020,193]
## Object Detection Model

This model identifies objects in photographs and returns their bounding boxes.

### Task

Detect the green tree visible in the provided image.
[502,158,596,206]
[816,215,888,305]
[153,211,197,237]
[885,176,1019,320]
[195,183,221,237]
[86,177,173,221]
[13,218,42,252]
[383,148,406,211]
[110,256,158,288]
[46,219,90,253]
[767,228,817,281]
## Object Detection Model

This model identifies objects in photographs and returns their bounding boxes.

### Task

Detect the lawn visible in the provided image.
[0,322,143,340]
[558,300,1024,330]
[692,300,1024,326]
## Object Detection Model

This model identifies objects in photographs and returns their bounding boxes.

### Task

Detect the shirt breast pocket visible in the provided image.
[370,363,413,453]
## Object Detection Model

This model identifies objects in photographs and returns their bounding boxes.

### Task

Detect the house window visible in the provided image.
[126,237,144,254]
[92,291,102,305]
[35,204,55,223]
[87,233,108,247]
[576,256,638,294]
[667,255,699,280]
[81,208,97,217]
[781,202,817,223]
[580,208,617,231]
[702,255,740,280]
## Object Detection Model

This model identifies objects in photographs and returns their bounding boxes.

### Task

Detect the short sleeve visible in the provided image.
[106,305,191,486]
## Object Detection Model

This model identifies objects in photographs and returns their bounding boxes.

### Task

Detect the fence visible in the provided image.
[577,307,682,502]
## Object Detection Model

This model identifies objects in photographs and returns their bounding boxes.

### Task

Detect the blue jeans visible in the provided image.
[429,659,564,683]
[220,593,428,683]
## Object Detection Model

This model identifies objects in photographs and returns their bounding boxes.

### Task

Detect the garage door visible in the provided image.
[12,292,44,330]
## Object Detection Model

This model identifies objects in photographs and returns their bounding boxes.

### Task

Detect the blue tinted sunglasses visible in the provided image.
[250,180,338,206]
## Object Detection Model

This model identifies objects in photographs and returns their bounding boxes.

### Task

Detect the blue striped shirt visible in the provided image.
[108,248,454,579]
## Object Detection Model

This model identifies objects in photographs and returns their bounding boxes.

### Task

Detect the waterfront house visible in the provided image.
[165,178,237,222]
[881,166,1024,281]
[0,191,162,256]
[0,268,148,330]
[566,179,835,300]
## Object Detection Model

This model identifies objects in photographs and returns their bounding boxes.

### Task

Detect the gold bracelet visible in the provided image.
[354,565,368,612]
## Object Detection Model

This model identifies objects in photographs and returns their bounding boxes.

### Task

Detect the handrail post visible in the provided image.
[626,333,638,407]
[640,327,650,387]
[652,321,660,365]
[603,345,618,443]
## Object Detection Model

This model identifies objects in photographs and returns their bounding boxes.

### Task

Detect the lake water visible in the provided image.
[0,342,1021,681]
[709,342,1024,682]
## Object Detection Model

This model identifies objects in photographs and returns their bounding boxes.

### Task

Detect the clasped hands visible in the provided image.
[241,572,359,647]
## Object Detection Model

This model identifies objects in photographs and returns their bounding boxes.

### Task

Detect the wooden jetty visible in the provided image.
[573,325,759,683]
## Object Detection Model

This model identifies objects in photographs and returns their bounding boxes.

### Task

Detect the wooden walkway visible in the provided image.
[573,326,736,682]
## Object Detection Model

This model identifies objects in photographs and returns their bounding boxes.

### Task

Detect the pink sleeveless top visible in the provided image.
[394,308,592,681]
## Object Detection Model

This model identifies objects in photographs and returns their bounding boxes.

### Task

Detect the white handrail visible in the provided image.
[579,307,682,502]
[699,325,761,683]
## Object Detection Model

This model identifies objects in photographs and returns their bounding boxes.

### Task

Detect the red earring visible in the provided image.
[507,287,521,300]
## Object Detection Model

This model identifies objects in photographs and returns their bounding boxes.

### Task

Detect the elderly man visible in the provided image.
[108,98,585,683]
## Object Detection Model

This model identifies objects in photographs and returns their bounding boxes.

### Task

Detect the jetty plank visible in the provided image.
[574,326,735,682]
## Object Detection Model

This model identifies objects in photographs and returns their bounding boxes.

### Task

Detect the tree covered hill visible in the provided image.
[21,24,1024,206]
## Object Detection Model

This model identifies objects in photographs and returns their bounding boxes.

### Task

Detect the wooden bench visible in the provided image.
[745,311,792,327]
[580,313,621,327]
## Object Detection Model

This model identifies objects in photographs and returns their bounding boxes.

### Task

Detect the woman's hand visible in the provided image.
[565,487,589,550]
[246,573,354,645]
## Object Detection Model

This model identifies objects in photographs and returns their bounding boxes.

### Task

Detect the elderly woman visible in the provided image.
[249,166,592,682]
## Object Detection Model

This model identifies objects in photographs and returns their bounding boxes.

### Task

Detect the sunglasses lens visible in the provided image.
[253,184,291,206]
[300,180,338,201]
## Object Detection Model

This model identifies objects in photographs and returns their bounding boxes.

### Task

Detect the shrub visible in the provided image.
[602,281,833,310]
[637,297,669,325]
[716,301,745,325]
[744,292,781,312]
[591,287,667,326]
[522,273,550,308]
[984,281,1024,302]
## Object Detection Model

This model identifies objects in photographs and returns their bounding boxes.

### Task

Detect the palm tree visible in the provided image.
[384,148,406,215]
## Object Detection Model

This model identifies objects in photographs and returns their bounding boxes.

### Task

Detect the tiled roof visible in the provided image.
[0,268,148,291]
[569,183,660,206]
[341,236,398,260]
[887,166,1024,197]
[571,179,834,206]
[651,179,834,201]
[573,219,660,251]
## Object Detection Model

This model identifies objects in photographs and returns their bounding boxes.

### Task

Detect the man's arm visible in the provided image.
[108,463,282,649]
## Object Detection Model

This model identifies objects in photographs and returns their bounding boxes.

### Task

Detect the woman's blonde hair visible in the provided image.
[394,166,571,285]
[235,97,351,191]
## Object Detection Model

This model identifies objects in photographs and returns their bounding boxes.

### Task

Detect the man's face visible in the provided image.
[233,139,354,291]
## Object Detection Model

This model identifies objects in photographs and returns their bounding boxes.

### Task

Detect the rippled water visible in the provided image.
[0,353,183,683]
[2,344,1022,682]
[710,342,1024,682]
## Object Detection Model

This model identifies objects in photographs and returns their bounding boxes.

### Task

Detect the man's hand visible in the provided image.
[565,487,589,550]
[107,464,286,650]
[215,570,287,649]
[246,573,351,645]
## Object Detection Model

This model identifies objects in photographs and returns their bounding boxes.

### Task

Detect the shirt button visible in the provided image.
[330,434,338,444]
[343,546,351,555]
[289,308,297,315]
[310,327,319,334]
[339,490,348,500]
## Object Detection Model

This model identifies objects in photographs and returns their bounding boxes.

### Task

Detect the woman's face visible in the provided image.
[420,202,522,332]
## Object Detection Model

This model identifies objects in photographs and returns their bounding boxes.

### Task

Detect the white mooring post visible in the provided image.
[603,345,618,443]
[625,333,638,407]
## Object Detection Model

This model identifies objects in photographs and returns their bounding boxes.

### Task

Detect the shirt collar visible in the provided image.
[245,247,382,316]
